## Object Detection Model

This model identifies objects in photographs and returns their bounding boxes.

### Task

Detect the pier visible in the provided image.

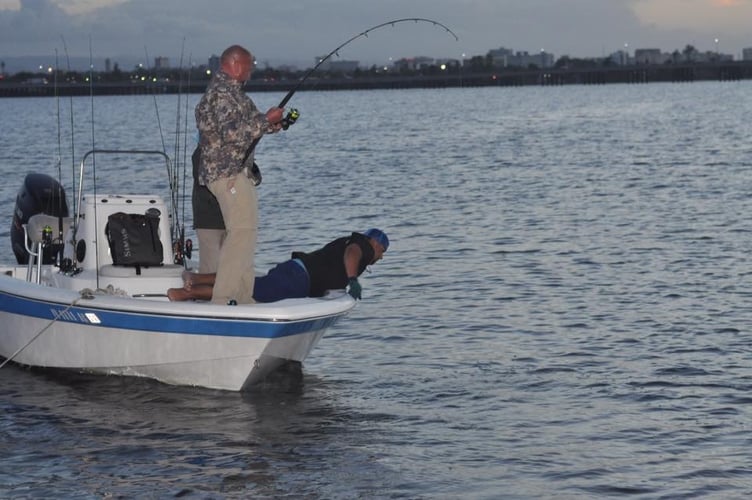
[2,61,752,98]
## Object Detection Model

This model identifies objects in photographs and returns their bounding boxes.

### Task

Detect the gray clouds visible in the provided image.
[2,0,750,72]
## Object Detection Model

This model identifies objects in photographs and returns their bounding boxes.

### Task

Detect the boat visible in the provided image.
[0,149,356,391]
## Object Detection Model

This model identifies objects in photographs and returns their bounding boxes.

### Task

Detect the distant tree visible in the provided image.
[467,55,488,72]
[397,65,414,76]
[8,71,35,82]
[555,56,600,70]
[682,44,697,62]
[554,56,570,69]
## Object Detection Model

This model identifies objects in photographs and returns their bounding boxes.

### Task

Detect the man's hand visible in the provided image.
[266,107,284,125]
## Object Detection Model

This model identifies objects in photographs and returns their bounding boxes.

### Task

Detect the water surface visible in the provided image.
[1,82,752,498]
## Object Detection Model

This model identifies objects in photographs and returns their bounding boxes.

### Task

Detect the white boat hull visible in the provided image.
[0,271,354,391]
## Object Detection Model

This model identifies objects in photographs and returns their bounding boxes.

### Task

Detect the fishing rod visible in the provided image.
[243,17,459,162]
[280,17,458,108]
[60,36,76,213]
[54,49,62,183]
[171,38,187,263]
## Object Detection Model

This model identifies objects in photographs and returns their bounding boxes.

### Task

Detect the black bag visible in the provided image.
[105,212,163,273]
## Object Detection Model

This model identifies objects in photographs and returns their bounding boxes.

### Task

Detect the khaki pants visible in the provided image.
[207,173,257,304]
[196,228,226,274]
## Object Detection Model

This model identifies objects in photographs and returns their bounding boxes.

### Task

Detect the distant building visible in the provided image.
[208,55,220,73]
[394,56,435,71]
[315,57,359,72]
[691,51,733,63]
[634,49,668,65]
[487,47,554,68]
[716,53,734,62]
[743,48,752,61]
[435,58,461,69]
[275,64,298,72]
[609,50,630,66]
[488,47,513,67]
[154,57,170,70]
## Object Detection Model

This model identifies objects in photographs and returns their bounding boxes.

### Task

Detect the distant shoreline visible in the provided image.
[2,62,752,98]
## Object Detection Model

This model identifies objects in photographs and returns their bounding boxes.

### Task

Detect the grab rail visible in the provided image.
[73,149,175,241]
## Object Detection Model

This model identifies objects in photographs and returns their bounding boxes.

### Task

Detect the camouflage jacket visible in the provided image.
[194,70,273,185]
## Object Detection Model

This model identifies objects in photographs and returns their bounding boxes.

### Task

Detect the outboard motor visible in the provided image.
[11,173,69,265]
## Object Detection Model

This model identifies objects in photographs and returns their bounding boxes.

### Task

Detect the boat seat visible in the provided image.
[22,214,74,283]
[25,213,73,244]
[99,264,185,278]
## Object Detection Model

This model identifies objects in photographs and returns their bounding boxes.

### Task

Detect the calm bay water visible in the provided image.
[1,82,752,498]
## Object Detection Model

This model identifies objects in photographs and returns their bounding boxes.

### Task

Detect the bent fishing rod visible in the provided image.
[244,17,459,158]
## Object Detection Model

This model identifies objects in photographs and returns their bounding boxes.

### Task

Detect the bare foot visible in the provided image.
[181,270,194,291]
[167,287,191,301]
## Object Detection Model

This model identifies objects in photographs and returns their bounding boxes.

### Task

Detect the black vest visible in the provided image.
[292,232,375,296]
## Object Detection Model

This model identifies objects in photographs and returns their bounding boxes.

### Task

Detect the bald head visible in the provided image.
[221,45,251,65]
[220,44,254,83]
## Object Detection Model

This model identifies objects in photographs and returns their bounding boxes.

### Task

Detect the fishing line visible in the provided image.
[52,48,68,249]
[170,39,190,264]
[183,54,193,209]
[245,17,459,158]
[147,44,170,158]
[87,35,104,290]
[145,43,183,259]
[60,35,76,215]
[179,53,194,261]
[54,49,62,184]
[172,40,185,208]
[170,38,187,253]
[145,44,173,171]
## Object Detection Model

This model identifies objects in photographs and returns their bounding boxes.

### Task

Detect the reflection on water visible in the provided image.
[1,361,404,497]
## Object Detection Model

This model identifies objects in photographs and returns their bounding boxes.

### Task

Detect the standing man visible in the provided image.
[195,44,283,304]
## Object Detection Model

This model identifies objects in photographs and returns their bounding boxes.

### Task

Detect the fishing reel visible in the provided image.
[42,225,52,246]
[280,108,300,130]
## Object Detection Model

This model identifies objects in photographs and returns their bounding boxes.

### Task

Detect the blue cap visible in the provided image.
[363,228,389,251]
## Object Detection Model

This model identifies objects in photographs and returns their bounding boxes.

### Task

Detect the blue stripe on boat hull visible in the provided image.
[0,291,342,339]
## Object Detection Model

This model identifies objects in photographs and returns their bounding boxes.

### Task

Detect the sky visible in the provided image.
[1,0,752,72]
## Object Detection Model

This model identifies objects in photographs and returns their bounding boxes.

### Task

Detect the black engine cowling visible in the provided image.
[11,173,69,265]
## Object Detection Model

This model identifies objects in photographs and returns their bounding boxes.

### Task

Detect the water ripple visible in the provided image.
[3,83,752,497]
